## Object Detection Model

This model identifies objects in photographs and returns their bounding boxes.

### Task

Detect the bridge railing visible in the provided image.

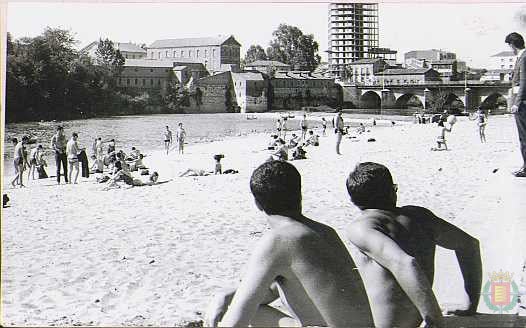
[349,80,512,88]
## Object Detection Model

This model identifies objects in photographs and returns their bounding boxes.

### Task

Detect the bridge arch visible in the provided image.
[480,93,508,111]
[395,93,424,109]
[360,91,381,109]
[433,93,465,113]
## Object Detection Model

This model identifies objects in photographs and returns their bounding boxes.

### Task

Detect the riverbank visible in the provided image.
[2,115,525,326]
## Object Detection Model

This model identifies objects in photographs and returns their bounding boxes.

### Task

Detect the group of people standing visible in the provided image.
[164,123,186,155]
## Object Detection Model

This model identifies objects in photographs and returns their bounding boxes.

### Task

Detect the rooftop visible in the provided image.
[491,51,516,57]
[348,58,386,65]
[245,60,290,68]
[232,72,265,81]
[115,42,146,53]
[149,35,240,49]
[381,68,435,75]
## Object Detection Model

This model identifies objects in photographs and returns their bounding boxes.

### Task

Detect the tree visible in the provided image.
[267,24,321,71]
[95,38,125,88]
[245,45,267,64]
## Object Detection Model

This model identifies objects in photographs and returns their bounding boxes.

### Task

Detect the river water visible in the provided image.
[4,111,410,177]
[3,113,285,162]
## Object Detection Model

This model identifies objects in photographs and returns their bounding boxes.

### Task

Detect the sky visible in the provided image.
[6,1,526,68]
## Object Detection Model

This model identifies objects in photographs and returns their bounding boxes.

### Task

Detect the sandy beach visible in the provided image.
[2,114,526,326]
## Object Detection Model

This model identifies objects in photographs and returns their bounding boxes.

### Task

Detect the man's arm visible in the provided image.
[515,54,526,107]
[50,136,57,152]
[416,207,482,314]
[347,222,443,326]
[219,234,285,327]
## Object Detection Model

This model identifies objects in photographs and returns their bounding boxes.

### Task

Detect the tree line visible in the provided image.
[6,24,323,123]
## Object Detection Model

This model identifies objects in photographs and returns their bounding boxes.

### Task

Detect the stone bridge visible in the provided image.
[341,81,512,114]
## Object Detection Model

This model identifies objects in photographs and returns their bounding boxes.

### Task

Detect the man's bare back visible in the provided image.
[348,207,440,327]
[345,162,482,328]
[208,161,373,327]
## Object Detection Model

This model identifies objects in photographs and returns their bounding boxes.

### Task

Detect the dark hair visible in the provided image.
[309,130,314,134]
[72,132,78,138]
[505,32,525,49]
[38,144,43,148]
[115,161,122,171]
[56,126,64,131]
[131,147,136,150]
[12,137,18,144]
[346,162,396,210]
[250,160,301,215]
[438,120,444,127]
[22,135,29,141]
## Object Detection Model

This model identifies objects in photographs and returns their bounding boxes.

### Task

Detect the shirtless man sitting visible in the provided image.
[345,162,482,328]
[206,160,373,327]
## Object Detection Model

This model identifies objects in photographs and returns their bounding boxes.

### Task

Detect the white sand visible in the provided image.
[2,115,525,326]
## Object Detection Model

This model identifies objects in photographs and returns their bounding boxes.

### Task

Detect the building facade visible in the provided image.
[480,69,513,82]
[81,41,147,60]
[270,71,341,110]
[404,49,456,62]
[376,68,441,85]
[346,58,388,84]
[117,59,208,94]
[328,2,379,79]
[489,51,516,70]
[147,35,241,74]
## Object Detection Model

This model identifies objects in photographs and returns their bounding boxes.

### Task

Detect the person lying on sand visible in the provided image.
[179,169,211,177]
[206,160,374,327]
[345,162,482,328]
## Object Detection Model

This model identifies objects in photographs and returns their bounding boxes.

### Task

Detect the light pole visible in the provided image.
[423,88,430,113]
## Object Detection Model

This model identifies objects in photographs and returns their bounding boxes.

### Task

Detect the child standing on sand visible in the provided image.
[206,161,373,327]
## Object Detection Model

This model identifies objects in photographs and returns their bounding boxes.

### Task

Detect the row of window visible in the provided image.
[119,78,163,86]
[500,57,515,62]
[272,79,329,88]
[150,49,222,59]
[331,40,377,46]
[501,65,514,69]
[124,53,146,59]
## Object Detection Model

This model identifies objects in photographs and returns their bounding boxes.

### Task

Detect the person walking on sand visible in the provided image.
[276,118,282,138]
[50,125,68,184]
[10,137,28,188]
[206,161,373,327]
[164,125,173,155]
[506,32,526,177]
[66,132,81,184]
[321,117,327,136]
[345,162,482,328]
[335,111,344,155]
[176,122,187,154]
[300,113,308,140]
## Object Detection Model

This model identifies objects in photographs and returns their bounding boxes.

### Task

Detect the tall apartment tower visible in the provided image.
[328,2,379,79]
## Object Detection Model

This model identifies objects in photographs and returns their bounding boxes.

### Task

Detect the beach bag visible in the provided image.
[37,165,48,179]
